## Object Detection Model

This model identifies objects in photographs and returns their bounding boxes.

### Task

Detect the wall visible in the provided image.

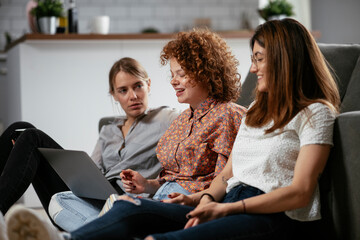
[311,0,360,44]
[0,0,259,50]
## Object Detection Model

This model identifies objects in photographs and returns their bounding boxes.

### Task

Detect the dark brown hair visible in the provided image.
[246,18,340,133]
[160,28,241,102]
[108,57,149,94]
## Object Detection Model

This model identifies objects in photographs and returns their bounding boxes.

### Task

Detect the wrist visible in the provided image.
[157,178,166,186]
[146,179,161,194]
[241,199,246,213]
[200,193,216,203]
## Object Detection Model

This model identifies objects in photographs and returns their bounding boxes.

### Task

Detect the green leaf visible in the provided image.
[30,0,64,18]
[258,0,294,21]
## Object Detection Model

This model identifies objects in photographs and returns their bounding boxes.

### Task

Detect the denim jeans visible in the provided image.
[0,122,69,217]
[153,181,191,200]
[52,181,190,231]
[49,191,105,232]
[70,184,318,240]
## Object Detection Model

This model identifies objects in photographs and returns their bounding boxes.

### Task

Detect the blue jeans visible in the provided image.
[49,191,105,232]
[153,181,191,200]
[52,182,190,231]
[70,184,317,240]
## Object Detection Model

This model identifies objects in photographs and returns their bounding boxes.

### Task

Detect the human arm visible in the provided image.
[164,153,234,206]
[185,144,331,227]
[120,169,162,194]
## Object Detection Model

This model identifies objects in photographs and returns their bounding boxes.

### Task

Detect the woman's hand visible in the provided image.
[120,169,148,194]
[184,202,230,229]
[162,193,198,206]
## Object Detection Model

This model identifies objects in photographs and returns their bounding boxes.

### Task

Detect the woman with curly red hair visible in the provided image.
[120,28,246,200]
[160,28,240,102]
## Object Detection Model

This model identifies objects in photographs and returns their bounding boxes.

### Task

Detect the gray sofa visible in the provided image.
[237,43,360,240]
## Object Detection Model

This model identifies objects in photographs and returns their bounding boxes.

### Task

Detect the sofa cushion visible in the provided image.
[321,111,360,240]
[318,43,360,100]
[340,56,360,112]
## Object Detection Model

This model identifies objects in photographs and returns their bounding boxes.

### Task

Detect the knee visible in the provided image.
[7,121,35,130]
[17,128,42,143]
[48,193,65,222]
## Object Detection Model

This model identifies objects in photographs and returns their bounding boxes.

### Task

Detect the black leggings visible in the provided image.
[0,122,69,216]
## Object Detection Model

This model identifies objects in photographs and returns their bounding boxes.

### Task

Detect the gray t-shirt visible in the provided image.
[91,106,180,193]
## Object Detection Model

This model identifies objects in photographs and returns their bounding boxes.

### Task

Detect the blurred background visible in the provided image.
[0,0,359,51]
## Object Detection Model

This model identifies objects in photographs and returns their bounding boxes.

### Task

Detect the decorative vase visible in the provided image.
[268,14,288,21]
[38,17,56,34]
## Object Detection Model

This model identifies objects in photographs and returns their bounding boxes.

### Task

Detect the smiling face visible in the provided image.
[111,71,150,121]
[250,41,268,92]
[169,58,209,109]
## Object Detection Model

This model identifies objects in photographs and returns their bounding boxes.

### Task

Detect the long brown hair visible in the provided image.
[108,57,149,94]
[246,18,340,133]
[160,28,241,102]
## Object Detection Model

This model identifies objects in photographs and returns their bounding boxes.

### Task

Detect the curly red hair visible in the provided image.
[160,28,241,102]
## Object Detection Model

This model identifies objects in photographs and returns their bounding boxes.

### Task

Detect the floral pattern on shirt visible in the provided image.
[156,98,246,193]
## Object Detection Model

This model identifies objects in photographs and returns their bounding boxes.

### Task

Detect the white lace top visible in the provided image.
[226,102,337,221]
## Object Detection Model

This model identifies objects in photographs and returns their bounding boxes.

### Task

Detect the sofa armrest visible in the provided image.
[320,111,360,240]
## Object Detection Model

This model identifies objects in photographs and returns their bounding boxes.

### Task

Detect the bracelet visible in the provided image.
[200,193,216,202]
[241,199,246,213]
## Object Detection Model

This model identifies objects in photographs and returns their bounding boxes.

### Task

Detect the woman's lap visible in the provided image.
[151,185,317,240]
[70,184,318,240]
[151,212,293,240]
[71,198,193,240]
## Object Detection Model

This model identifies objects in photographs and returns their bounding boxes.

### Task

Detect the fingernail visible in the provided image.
[186,214,192,219]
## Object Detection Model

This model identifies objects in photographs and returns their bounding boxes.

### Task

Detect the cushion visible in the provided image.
[318,44,360,99]
[340,56,360,112]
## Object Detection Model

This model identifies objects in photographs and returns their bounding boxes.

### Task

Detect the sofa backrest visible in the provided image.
[318,43,360,113]
[319,45,360,240]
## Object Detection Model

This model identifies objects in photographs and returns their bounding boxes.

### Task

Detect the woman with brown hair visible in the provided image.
[47,57,180,231]
[0,57,180,231]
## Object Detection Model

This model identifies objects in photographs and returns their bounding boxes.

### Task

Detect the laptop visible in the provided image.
[38,148,118,200]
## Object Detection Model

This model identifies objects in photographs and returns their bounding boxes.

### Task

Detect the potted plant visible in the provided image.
[258,0,294,21]
[30,0,64,34]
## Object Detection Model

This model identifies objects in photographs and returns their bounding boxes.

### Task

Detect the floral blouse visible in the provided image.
[156,97,246,193]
